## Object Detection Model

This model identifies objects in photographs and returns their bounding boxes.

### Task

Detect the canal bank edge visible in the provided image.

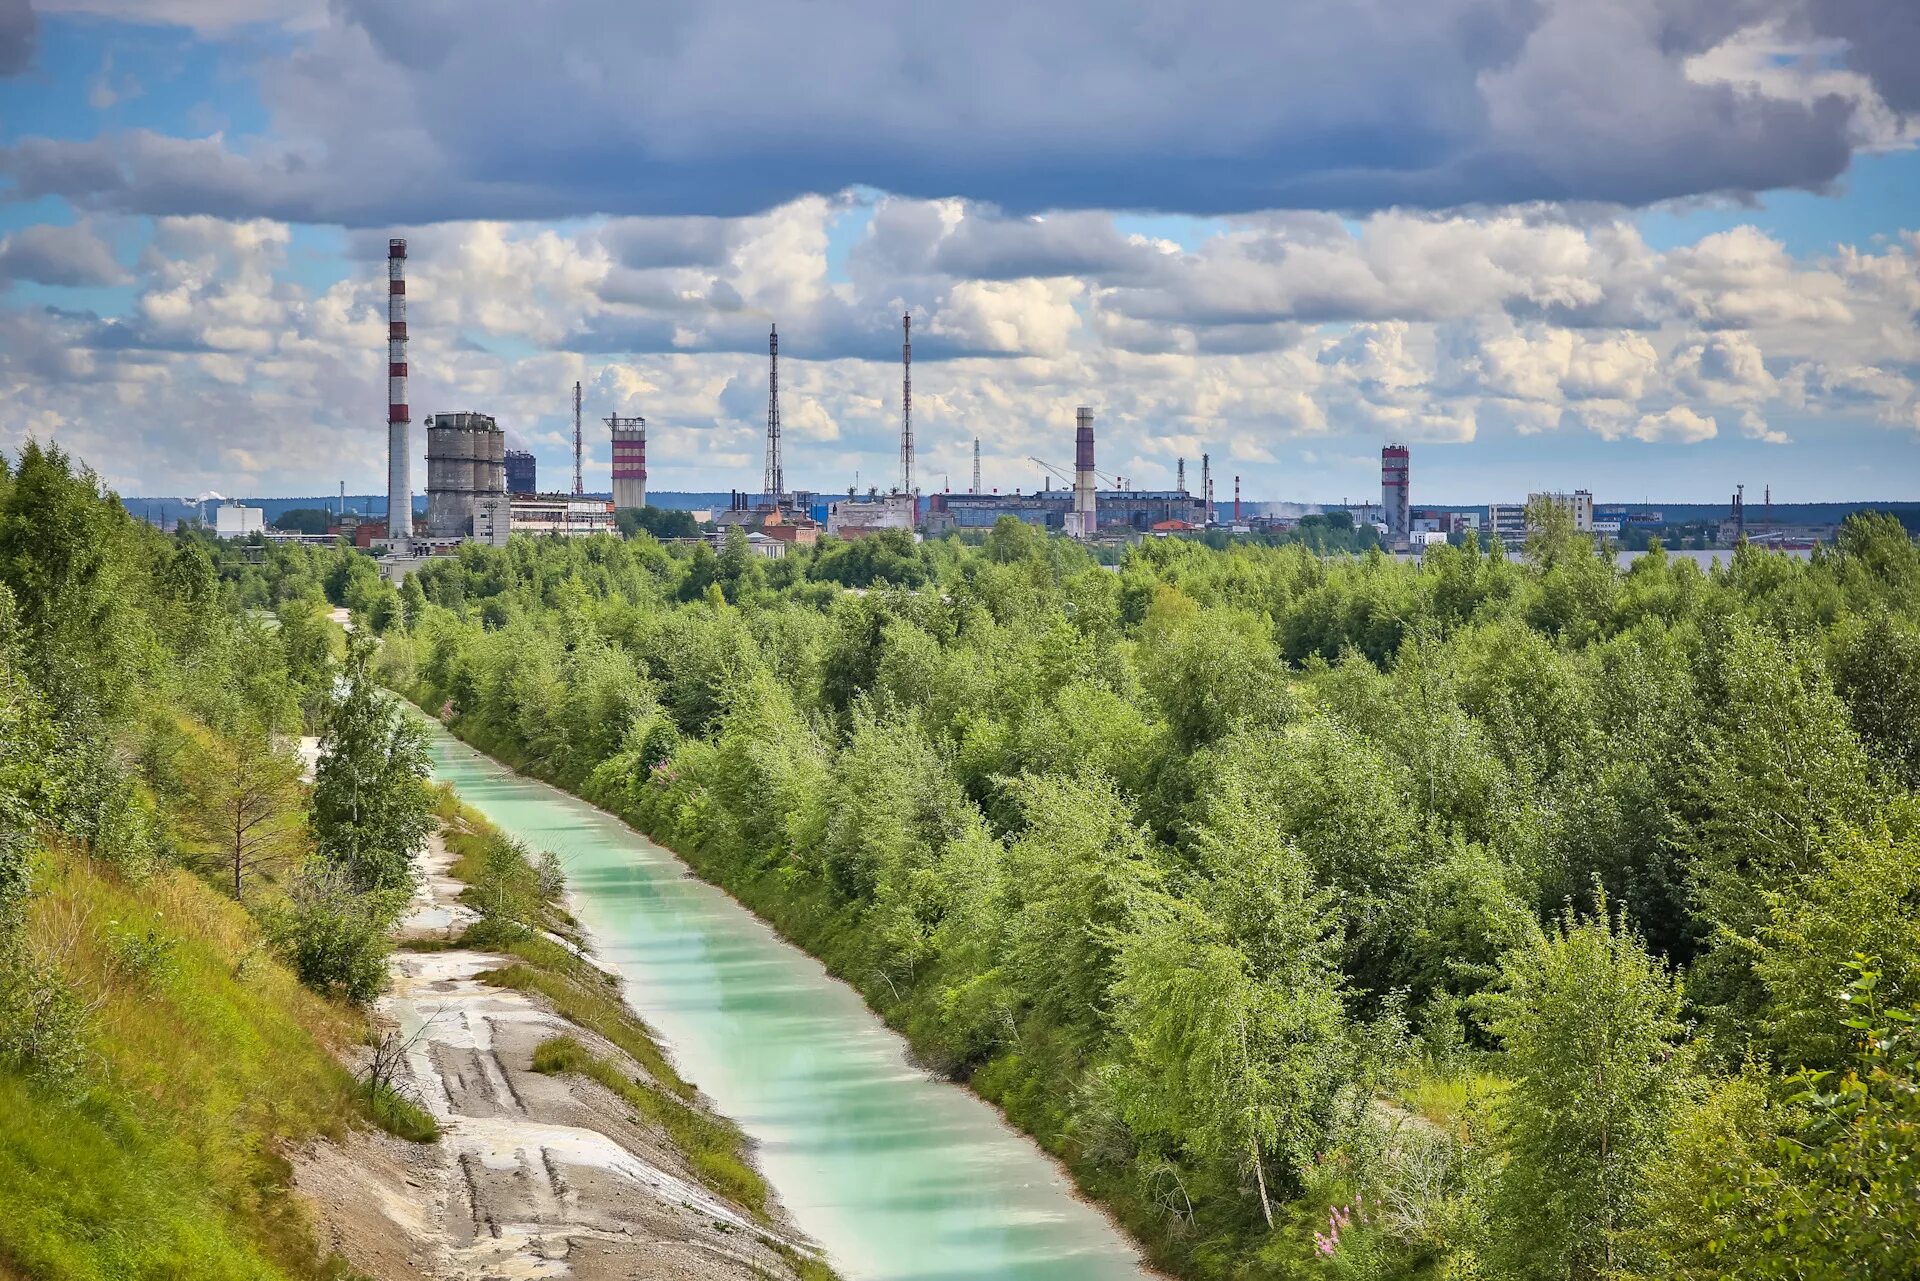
[295,779,835,1281]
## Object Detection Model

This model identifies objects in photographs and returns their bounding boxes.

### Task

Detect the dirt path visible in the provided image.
[295,832,817,1281]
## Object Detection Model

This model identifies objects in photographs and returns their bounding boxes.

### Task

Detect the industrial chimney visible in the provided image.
[385,238,410,548]
[1066,406,1097,538]
[1382,443,1410,545]
[608,412,647,512]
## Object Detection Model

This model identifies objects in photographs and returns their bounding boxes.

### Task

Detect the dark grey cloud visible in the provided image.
[594,218,741,270]
[0,0,33,76]
[1810,0,1920,113]
[930,212,1156,282]
[0,222,128,286]
[2,0,1911,225]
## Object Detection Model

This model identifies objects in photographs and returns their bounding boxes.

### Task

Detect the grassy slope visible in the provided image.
[0,850,373,1281]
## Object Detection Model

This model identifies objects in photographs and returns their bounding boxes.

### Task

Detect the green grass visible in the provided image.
[363,1080,439,1142]
[0,850,388,1280]
[1395,1064,1508,1138]
[531,1035,767,1218]
[479,960,694,1100]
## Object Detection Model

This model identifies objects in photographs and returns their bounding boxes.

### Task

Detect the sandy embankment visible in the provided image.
[295,828,818,1281]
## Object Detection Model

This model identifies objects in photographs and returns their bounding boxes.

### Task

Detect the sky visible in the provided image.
[0,0,1917,505]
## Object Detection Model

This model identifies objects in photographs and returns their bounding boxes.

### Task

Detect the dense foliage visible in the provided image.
[346,510,1920,1275]
[0,443,437,1279]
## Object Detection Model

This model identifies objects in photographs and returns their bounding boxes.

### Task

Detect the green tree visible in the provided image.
[1685,621,1874,1025]
[982,515,1043,564]
[1136,587,1294,751]
[1108,819,1347,1224]
[1644,964,1920,1280]
[999,771,1161,1035]
[272,507,335,535]
[309,634,434,892]
[1479,896,1692,1281]
[1756,821,1920,1068]
[617,505,699,540]
[0,441,145,710]
[1830,610,1920,789]
[275,860,403,1002]
[397,572,428,634]
[185,725,306,901]
[322,548,382,608]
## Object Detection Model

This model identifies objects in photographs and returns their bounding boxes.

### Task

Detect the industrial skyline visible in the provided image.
[357,221,1895,540]
[3,4,1918,504]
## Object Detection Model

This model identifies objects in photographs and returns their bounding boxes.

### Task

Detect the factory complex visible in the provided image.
[182,238,1849,566]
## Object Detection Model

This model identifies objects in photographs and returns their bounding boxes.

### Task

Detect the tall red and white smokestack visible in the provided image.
[386,239,410,547]
[1234,475,1241,524]
[1382,442,1410,545]
[900,313,913,496]
[1067,406,1097,538]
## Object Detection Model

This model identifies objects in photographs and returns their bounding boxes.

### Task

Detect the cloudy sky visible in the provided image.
[1,0,1917,504]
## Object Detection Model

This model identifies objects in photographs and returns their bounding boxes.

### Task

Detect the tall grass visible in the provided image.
[0,850,386,1280]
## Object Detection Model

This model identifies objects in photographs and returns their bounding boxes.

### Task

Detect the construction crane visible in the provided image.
[1027,457,1125,489]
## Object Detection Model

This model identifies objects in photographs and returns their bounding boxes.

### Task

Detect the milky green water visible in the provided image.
[423,720,1153,1281]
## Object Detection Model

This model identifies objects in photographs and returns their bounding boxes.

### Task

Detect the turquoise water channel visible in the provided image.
[424,719,1153,1281]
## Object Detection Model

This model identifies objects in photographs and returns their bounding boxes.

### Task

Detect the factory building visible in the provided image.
[480,494,618,539]
[1529,489,1595,532]
[923,488,1204,536]
[1411,508,1480,537]
[504,450,537,495]
[1096,491,1208,531]
[214,503,264,537]
[826,491,917,538]
[425,411,507,538]
[1488,503,1529,550]
[924,490,1069,533]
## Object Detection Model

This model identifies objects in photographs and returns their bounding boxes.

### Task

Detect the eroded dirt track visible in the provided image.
[295,831,814,1281]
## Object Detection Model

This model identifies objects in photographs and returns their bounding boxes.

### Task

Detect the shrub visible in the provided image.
[0,957,91,1093]
[273,861,402,1003]
[106,919,178,982]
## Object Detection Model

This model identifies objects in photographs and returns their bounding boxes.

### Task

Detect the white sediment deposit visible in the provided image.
[296,831,815,1281]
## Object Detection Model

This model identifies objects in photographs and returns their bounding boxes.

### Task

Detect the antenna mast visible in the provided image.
[900,312,913,495]
[572,380,584,496]
[764,325,784,502]
[972,437,981,495]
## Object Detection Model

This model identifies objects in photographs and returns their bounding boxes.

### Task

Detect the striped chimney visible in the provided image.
[386,238,410,546]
